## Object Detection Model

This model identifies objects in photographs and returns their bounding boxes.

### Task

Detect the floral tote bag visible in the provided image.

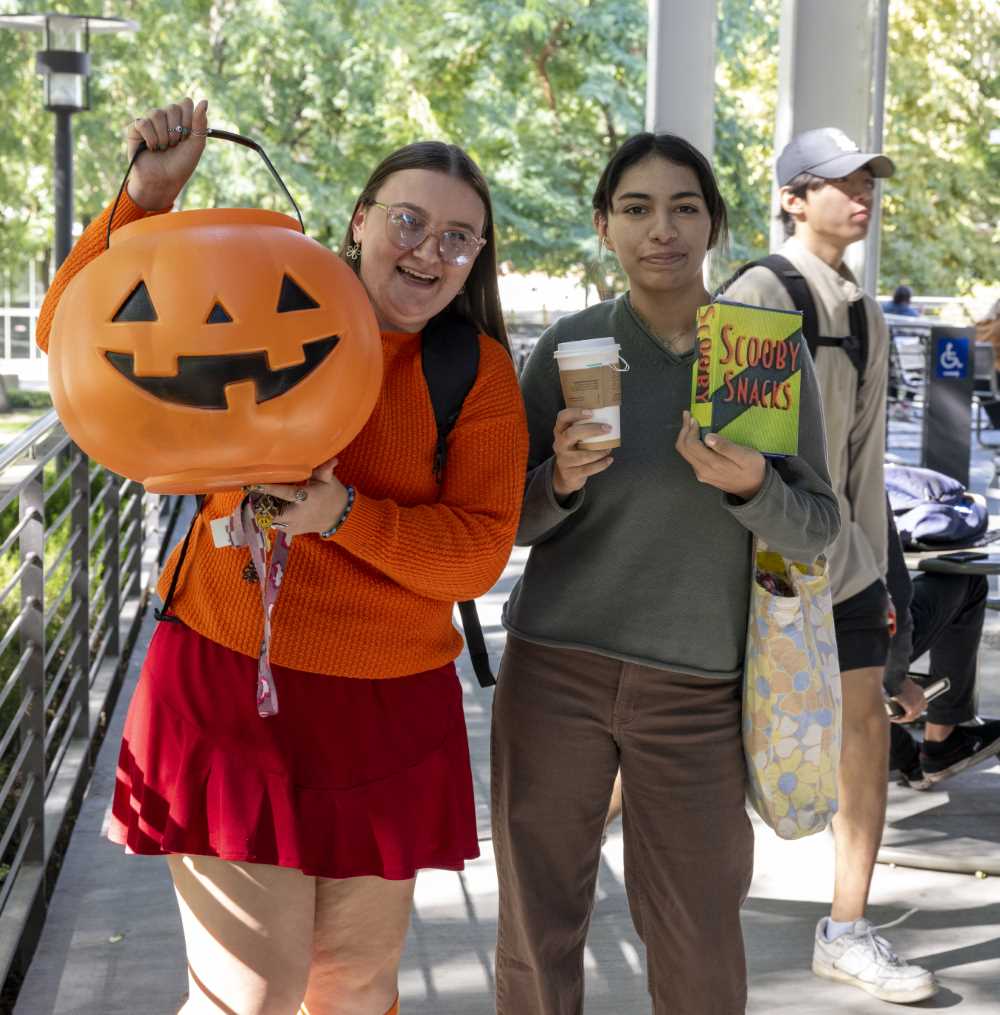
[743,545,842,839]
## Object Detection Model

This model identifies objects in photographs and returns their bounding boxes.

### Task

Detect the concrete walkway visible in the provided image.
[11,538,1000,1014]
[11,398,1000,1015]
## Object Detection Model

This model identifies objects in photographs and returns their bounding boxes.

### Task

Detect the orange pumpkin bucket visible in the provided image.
[48,131,382,494]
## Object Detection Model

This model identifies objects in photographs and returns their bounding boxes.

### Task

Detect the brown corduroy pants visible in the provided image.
[492,635,754,1015]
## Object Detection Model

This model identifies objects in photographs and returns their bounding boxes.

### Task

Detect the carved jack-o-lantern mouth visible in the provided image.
[104,335,340,409]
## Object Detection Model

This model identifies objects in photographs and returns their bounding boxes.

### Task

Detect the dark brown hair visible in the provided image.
[778,171,827,237]
[339,141,508,351]
[591,132,729,250]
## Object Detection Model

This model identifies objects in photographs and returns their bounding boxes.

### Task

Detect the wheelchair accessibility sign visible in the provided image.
[934,336,969,379]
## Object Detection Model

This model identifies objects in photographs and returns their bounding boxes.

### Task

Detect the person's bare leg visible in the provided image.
[604,769,623,831]
[816,667,936,1002]
[300,874,415,1015]
[923,721,955,743]
[831,667,889,921]
[168,854,314,1015]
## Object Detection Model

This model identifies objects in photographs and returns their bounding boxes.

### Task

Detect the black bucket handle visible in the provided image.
[106,129,305,250]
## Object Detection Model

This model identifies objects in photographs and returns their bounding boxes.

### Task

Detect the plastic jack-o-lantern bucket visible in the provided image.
[48,131,382,494]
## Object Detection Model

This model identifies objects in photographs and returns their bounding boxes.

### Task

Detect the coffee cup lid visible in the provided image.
[554,337,620,357]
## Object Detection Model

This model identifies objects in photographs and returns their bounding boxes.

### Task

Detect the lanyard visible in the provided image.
[234,498,291,718]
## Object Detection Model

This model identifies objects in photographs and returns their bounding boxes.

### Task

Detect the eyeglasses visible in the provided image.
[368,201,486,266]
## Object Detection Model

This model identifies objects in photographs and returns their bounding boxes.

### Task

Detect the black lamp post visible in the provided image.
[0,13,137,267]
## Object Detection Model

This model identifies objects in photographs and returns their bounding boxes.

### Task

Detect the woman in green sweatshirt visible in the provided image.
[492,133,840,1015]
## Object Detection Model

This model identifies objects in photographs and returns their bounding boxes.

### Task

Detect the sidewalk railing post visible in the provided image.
[18,471,46,869]
[104,471,121,661]
[69,444,89,735]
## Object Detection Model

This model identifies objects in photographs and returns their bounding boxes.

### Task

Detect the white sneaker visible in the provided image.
[812,917,937,1003]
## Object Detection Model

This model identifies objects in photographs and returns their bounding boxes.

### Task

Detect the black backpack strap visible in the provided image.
[457,599,495,688]
[753,255,822,361]
[717,254,820,361]
[846,298,869,388]
[718,253,868,384]
[421,312,496,687]
[421,312,480,481]
[154,495,204,623]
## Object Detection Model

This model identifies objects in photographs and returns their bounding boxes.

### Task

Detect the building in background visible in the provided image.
[1,260,48,387]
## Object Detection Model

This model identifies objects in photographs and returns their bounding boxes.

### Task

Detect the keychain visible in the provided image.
[210,492,291,718]
[250,493,282,548]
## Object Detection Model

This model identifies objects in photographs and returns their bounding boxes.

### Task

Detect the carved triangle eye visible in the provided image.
[206,302,233,324]
[277,275,319,313]
[113,281,158,322]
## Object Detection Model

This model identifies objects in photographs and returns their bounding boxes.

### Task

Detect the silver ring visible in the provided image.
[172,125,190,135]
[293,488,308,503]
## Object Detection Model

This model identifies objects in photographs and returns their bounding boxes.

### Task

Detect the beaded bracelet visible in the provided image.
[319,485,356,539]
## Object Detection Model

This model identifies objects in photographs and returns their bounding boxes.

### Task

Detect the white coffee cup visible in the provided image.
[553,337,626,449]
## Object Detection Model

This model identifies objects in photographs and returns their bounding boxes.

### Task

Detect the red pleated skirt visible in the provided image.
[108,620,480,879]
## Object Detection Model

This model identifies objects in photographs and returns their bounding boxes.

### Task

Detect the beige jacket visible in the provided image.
[977,315,1000,371]
[722,237,888,605]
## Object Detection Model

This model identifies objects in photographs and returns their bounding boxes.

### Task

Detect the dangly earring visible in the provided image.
[346,241,361,261]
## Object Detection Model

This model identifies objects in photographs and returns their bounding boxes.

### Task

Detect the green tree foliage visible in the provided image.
[714,0,780,271]
[0,0,647,291]
[0,26,53,267]
[714,0,1000,297]
[881,0,1000,297]
[0,0,996,298]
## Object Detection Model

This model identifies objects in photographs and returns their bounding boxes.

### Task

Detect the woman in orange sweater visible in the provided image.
[37,97,527,1015]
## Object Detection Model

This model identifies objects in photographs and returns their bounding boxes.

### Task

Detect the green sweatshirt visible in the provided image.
[502,294,841,680]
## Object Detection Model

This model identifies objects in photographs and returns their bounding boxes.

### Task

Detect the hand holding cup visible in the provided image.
[552,408,614,497]
[550,336,623,498]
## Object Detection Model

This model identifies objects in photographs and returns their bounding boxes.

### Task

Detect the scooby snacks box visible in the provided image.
[690,300,804,457]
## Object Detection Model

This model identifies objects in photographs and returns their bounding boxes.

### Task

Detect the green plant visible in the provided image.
[6,390,53,411]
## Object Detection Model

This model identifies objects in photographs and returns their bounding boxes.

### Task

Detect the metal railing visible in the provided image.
[0,409,173,987]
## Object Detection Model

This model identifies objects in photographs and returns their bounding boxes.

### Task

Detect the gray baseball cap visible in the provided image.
[776,127,895,187]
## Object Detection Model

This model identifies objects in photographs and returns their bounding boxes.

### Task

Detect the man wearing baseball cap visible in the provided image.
[776,126,895,190]
[722,128,936,1004]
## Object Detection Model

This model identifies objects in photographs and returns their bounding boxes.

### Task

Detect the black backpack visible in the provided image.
[719,254,870,386]
[157,311,498,688]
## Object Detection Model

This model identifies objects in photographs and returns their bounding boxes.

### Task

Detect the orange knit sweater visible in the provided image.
[38,193,528,677]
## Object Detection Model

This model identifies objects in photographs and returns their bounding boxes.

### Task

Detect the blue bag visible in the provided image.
[885,464,988,549]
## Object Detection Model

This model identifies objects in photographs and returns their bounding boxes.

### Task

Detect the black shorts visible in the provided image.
[833,579,891,672]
